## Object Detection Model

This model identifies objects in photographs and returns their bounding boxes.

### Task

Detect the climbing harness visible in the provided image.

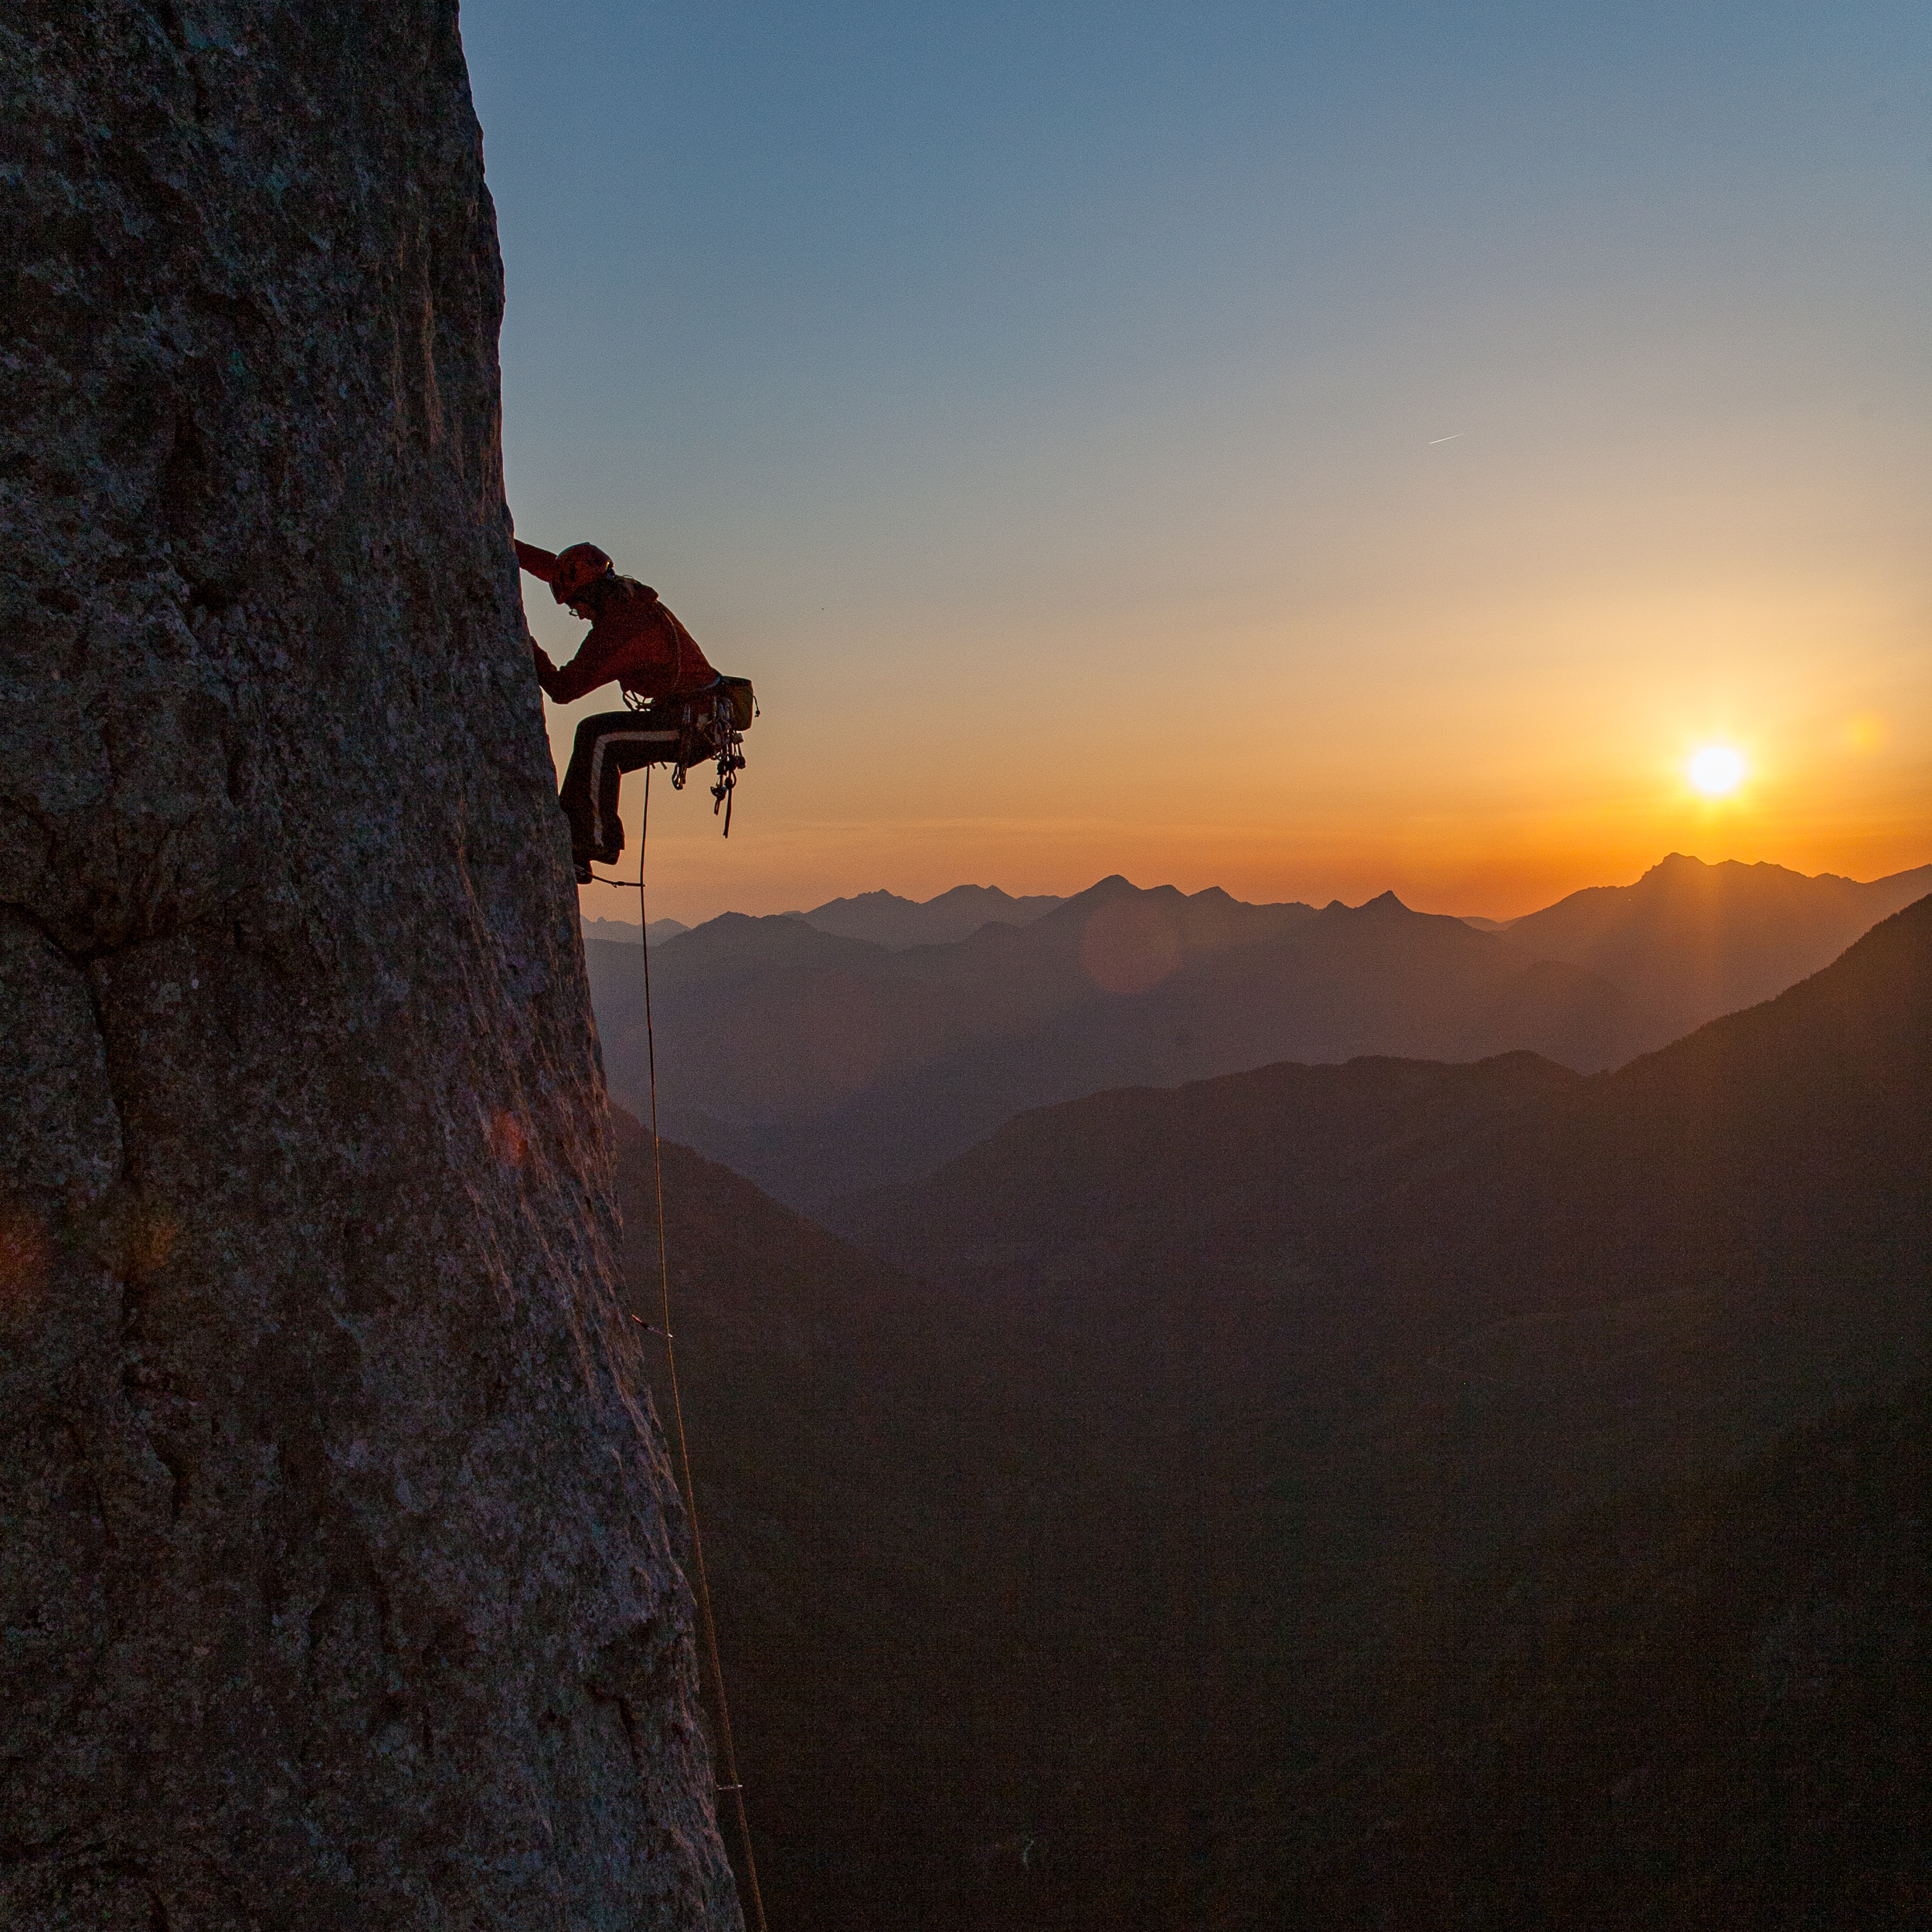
[624,675,756,837]
[626,764,771,1932]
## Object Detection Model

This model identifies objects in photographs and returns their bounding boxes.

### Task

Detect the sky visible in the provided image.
[461,0,1930,926]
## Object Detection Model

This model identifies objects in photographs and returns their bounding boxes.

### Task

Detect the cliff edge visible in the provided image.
[0,5,740,1926]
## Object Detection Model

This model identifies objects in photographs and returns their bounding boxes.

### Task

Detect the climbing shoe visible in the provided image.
[573,855,593,886]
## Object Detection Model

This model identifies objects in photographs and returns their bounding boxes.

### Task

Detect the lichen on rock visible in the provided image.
[0,5,741,1925]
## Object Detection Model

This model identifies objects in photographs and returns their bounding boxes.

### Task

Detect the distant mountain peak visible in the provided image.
[1502,852,1932,1034]
[927,883,1026,906]
[1321,889,1415,917]
[1639,852,1805,886]
[797,881,1066,951]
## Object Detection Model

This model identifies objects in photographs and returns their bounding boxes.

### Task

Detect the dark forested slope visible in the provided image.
[1264,1374,1932,1931]
[611,1124,1063,1931]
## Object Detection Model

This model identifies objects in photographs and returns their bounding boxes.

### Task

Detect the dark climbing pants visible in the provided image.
[558,709,684,866]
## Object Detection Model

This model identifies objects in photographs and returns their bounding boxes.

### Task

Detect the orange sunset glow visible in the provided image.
[482,0,1927,926]
[534,554,1927,920]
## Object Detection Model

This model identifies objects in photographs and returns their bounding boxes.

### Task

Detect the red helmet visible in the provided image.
[551,542,615,604]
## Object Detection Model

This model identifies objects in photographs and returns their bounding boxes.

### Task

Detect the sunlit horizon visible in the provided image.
[466,0,1930,931]
[572,834,1931,930]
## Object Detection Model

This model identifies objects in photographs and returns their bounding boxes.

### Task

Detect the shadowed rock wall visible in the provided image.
[0,5,740,1926]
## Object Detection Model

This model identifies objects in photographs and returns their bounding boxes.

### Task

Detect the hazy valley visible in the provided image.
[617,890,1932,1930]
[585,853,1930,1212]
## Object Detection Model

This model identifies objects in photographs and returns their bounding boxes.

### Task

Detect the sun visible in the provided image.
[1686,744,1747,798]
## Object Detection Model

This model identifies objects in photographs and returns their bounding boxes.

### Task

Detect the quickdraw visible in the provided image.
[624,682,755,837]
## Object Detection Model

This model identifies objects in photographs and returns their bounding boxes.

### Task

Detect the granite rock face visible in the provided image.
[0,5,740,1927]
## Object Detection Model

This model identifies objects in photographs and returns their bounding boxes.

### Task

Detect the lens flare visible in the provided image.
[1687,745,1747,797]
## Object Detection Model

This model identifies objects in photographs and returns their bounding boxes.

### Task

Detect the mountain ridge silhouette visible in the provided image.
[586,854,1924,1213]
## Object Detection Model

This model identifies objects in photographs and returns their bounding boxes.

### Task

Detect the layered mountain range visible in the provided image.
[623,896,1931,1930]
[583,880,1064,952]
[1485,850,1932,1036]
[586,853,1929,1211]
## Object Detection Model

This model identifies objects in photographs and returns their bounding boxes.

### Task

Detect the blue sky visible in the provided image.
[462,0,1930,921]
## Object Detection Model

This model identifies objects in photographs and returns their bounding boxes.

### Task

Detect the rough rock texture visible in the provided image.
[0,5,741,1927]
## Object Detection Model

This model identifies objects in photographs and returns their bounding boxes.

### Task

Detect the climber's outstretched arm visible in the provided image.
[514,539,616,701]
[514,539,560,585]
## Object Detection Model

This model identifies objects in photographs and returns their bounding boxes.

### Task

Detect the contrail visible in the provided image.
[1428,434,1464,445]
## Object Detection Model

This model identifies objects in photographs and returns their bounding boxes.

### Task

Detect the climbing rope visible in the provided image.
[631,764,771,1932]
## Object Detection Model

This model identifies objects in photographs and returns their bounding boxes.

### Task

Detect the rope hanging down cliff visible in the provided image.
[628,766,771,1932]
[522,533,766,1917]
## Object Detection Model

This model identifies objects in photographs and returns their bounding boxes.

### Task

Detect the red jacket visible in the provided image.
[515,540,718,705]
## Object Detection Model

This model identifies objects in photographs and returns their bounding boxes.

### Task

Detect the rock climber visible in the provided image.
[515,538,726,882]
